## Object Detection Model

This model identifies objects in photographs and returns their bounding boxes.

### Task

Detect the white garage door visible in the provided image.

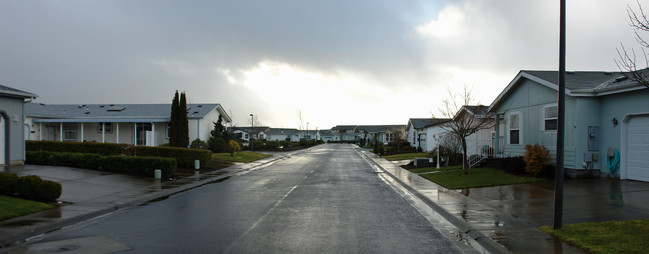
[0,117,4,165]
[626,115,649,182]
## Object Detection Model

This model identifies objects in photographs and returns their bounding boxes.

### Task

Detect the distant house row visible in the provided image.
[227,124,407,145]
[405,69,649,182]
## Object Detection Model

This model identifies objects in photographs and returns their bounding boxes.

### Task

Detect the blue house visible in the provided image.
[488,70,649,181]
[0,85,38,165]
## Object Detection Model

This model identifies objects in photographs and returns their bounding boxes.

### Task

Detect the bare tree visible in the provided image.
[616,0,649,87]
[438,85,494,174]
[436,132,462,167]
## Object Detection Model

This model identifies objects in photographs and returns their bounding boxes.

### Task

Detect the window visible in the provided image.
[508,113,521,145]
[386,132,395,142]
[63,123,77,141]
[166,123,170,139]
[97,122,113,134]
[544,105,558,131]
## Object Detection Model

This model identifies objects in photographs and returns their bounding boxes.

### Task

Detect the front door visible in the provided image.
[136,123,152,146]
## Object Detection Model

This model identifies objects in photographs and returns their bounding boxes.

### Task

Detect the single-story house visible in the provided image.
[266,128,300,142]
[488,70,649,181]
[449,105,501,167]
[320,129,339,143]
[405,118,451,152]
[25,103,231,146]
[229,126,269,141]
[0,85,38,165]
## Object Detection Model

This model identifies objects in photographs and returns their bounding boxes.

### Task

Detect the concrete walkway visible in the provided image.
[360,150,649,254]
[0,152,292,248]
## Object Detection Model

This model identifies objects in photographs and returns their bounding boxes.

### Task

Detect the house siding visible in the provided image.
[0,96,26,164]
[493,79,578,168]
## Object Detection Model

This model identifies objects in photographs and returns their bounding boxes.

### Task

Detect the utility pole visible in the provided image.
[554,0,566,229]
[250,113,254,151]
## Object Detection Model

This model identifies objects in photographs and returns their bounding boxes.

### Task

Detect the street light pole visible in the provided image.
[250,113,254,151]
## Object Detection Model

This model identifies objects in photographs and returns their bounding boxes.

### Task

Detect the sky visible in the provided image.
[0,0,644,130]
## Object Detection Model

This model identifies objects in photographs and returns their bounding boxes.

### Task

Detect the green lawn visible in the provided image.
[382,152,430,161]
[212,151,273,163]
[419,168,544,189]
[540,219,649,254]
[0,195,55,221]
[409,165,462,174]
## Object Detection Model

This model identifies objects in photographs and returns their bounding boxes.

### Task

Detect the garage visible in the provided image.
[624,114,649,182]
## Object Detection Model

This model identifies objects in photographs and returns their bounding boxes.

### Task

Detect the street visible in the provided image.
[10,144,465,253]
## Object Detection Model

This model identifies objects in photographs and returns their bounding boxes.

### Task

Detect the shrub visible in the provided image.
[190,138,209,150]
[27,151,101,169]
[264,140,280,149]
[503,156,526,174]
[26,140,126,155]
[0,172,19,195]
[35,180,62,202]
[99,155,176,178]
[27,151,177,178]
[16,175,43,200]
[208,136,226,153]
[523,144,552,176]
[279,140,292,148]
[127,146,211,169]
[227,140,241,156]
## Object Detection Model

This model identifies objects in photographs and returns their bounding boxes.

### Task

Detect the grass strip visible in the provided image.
[539,219,649,254]
[212,151,272,163]
[419,168,544,189]
[409,165,462,173]
[382,152,430,161]
[0,195,55,221]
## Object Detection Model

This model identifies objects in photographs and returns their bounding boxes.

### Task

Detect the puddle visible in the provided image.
[2,219,48,228]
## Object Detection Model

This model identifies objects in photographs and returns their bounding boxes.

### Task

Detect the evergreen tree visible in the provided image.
[169,90,180,147]
[208,115,229,152]
[178,92,189,147]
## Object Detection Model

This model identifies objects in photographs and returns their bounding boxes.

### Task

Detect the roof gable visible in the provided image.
[0,84,38,99]
[488,69,648,112]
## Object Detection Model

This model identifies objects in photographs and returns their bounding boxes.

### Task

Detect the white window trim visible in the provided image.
[507,112,523,145]
[542,104,558,133]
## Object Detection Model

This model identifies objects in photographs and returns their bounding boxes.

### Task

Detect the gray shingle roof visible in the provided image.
[408,118,450,129]
[26,103,224,121]
[265,128,299,135]
[521,70,637,90]
[0,84,38,99]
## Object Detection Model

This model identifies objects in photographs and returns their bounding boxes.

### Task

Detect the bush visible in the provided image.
[279,140,292,148]
[27,151,177,178]
[226,140,241,156]
[35,180,62,202]
[27,151,101,169]
[99,155,176,178]
[127,146,211,169]
[504,156,526,174]
[523,144,552,176]
[208,137,226,153]
[264,140,280,149]
[190,138,209,150]
[16,175,43,200]
[0,172,19,195]
[26,140,126,155]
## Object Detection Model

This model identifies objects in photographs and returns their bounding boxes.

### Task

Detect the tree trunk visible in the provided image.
[462,138,468,174]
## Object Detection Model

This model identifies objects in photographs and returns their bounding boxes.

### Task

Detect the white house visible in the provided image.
[229,126,269,142]
[25,103,231,146]
[405,118,451,152]
[266,128,300,142]
[0,85,38,165]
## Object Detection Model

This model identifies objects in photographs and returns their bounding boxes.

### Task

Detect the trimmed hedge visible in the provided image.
[127,146,211,169]
[26,141,211,169]
[27,151,176,178]
[3,174,62,202]
[0,172,19,195]
[26,140,126,156]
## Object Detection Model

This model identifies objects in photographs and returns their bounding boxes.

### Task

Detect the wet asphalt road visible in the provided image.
[22,144,463,253]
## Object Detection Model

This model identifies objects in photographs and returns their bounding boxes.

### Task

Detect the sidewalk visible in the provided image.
[0,153,290,248]
[361,150,649,254]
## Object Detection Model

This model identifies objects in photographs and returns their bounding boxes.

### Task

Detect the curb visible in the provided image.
[0,152,293,248]
[358,151,511,254]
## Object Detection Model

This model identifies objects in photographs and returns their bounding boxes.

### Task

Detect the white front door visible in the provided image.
[626,115,649,182]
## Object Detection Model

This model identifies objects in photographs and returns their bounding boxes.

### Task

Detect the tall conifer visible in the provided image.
[169,90,180,147]
[179,92,189,147]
